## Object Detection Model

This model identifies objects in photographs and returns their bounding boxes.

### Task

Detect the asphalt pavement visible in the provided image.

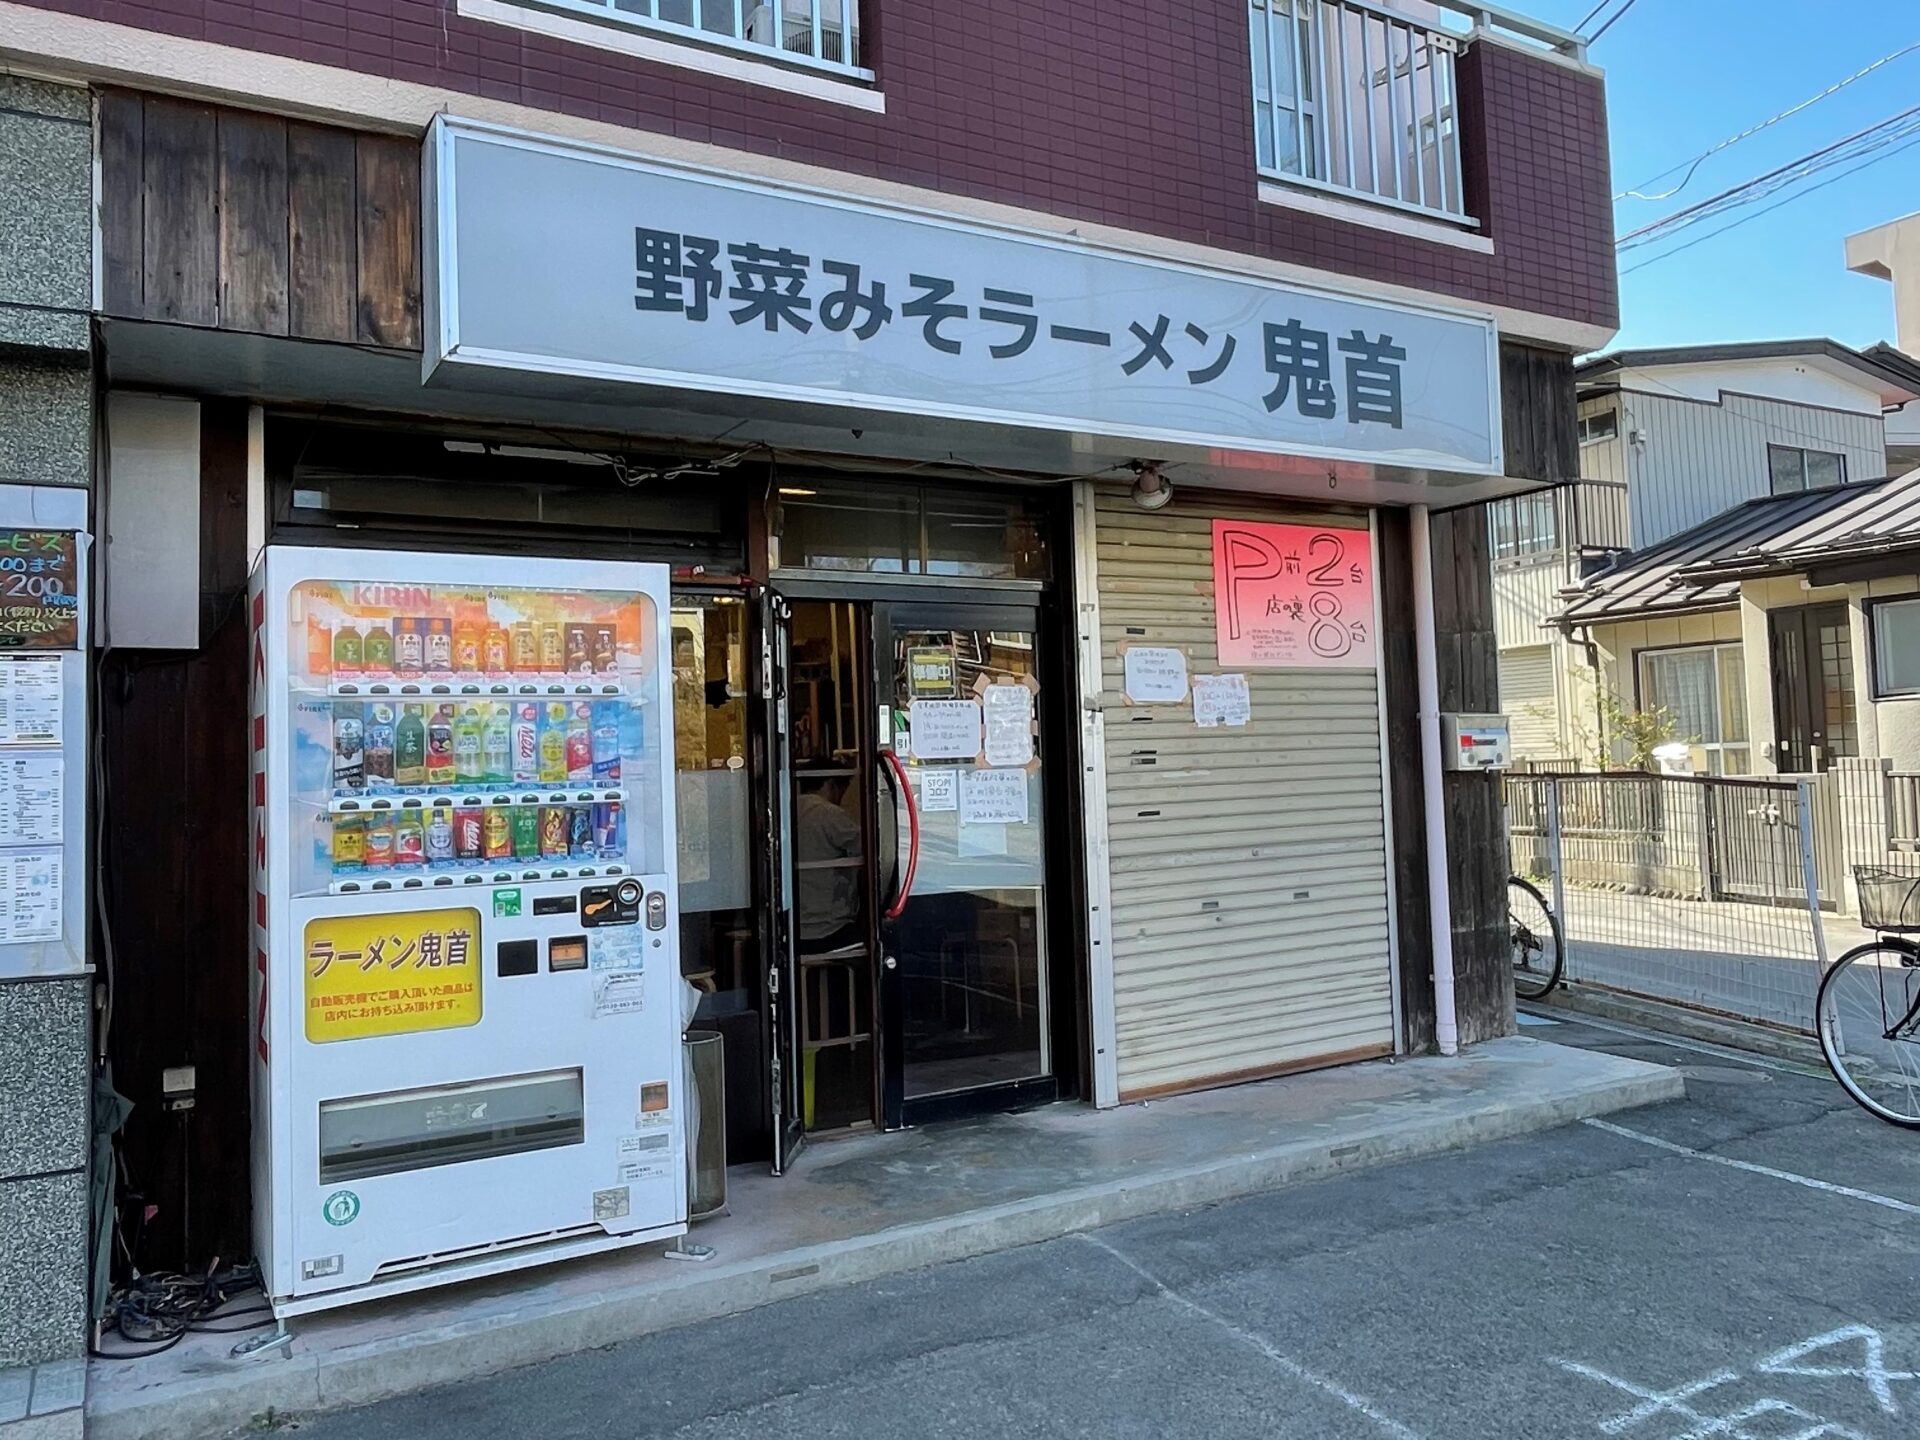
[284,1015,1920,1440]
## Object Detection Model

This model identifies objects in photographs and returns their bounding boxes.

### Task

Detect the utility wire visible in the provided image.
[1587,0,1641,44]
[1618,41,1920,201]
[1573,0,1615,32]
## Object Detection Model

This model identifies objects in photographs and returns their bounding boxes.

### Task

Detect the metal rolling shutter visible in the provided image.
[1093,486,1396,1101]
[1498,646,1557,758]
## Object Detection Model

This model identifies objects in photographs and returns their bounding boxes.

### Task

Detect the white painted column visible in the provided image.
[1410,504,1459,1056]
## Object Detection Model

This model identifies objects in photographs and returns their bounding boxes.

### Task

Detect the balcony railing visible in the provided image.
[526,0,866,77]
[1248,0,1583,224]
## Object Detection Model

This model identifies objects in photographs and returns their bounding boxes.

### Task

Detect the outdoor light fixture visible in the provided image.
[1130,461,1173,510]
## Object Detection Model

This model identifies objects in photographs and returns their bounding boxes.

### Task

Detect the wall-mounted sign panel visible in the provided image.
[1212,520,1377,669]
[426,119,1502,474]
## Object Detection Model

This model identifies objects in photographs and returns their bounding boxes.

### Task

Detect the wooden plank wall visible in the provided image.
[1386,341,1579,1053]
[100,402,254,1272]
[98,91,421,349]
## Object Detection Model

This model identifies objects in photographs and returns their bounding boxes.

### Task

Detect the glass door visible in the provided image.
[874,601,1055,1127]
[757,590,807,1173]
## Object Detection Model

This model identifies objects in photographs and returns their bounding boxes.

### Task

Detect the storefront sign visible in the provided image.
[0,532,79,649]
[303,907,483,1042]
[427,120,1501,473]
[907,646,958,698]
[1212,520,1377,669]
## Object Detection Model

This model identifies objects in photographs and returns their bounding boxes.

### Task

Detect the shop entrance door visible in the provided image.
[873,602,1057,1129]
[759,590,807,1175]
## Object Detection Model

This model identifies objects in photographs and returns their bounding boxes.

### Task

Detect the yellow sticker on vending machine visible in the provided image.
[303,907,483,1043]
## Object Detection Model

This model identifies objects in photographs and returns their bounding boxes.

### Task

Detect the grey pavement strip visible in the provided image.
[1077,1232,1425,1440]
[1582,1117,1920,1215]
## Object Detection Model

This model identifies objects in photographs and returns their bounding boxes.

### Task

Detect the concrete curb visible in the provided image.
[89,1059,1683,1440]
[1541,983,1826,1069]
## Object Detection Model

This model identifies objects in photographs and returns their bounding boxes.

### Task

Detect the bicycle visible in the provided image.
[1509,874,1564,1001]
[1817,866,1920,1128]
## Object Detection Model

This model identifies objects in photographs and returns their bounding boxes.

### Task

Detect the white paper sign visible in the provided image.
[1123,646,1189,704]
[0,849,62,943]
[0,755,61,845]
[960,767,1029,826]
[910,699,982,760]
[0,658,63,745]
[982,684,1035,767]
[1192,673,1252,729]
[919,769,958,812]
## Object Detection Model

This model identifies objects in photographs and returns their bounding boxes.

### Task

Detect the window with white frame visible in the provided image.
[1767,443,1846,495]
[1249,0,1469,223]
[1871,596,1920,698]
[509,0,864,75]
[1578,409,1618,445]
[1489,489,1558,560]
[1638,642,1749,774]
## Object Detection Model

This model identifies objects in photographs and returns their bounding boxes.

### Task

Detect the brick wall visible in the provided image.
[19,0,1618,331]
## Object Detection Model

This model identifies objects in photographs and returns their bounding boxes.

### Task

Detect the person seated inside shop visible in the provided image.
[796,773,862,955]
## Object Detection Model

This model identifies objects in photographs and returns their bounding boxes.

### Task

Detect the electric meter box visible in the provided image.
[1440,712,1512,772]
[249,545,685,1318]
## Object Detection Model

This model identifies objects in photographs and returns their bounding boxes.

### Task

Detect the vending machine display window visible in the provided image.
[287,580,666,899]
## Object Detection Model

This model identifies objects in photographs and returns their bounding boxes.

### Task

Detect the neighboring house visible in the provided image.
[1492,340,1920,765]
[1551,468,1920,776]
[1846,215,1920,473]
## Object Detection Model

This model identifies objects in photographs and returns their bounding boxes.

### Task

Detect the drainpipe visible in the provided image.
[1410,504,1459,1057]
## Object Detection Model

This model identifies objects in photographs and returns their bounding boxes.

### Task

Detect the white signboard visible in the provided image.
[960,768,1029,826]
[910,700,982,761]
[428,120,1501,473]
[1192,673,1252,729]
[918,769,958,812]
[1123,646,1190,704]
[0,849,62,943]
[0,754,62,845]
[0,658,63,745]
[981,684,1035,767]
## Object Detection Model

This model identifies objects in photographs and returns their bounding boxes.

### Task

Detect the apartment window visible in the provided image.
[1639,643,1749,775]
[1489,489,1558,560]
[1578,410,1618,445]
[1871,596,1920,698]
[1767,444,1846,495]
[1248,0,1469,222]
[513,0,864,75]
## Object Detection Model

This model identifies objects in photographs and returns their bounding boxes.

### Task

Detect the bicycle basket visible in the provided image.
[1853,866,1920,932]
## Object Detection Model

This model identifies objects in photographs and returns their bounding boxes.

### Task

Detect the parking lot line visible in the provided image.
[1583,1117,1920,1216]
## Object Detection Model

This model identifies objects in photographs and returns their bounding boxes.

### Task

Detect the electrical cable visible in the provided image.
[1617,41,1920,202]
[91,1261,269,1361]
[1587,0,1641,45]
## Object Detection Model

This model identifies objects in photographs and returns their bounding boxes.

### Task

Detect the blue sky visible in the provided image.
[1525,0,1920,353]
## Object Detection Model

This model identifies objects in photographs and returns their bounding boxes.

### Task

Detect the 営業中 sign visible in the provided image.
[1212,520,1376,669]
[0,532,79,650]
[427,119,1501,474]
[304,907,483,1043]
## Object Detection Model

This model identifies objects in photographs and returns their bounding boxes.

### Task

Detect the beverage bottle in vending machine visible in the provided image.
[425,804,455,867]
[363,619,395,675]
[591,701,622,783]
[453,619,483,675]
[510,621,538,674]
[538,703,569,784]
[568,804,594,858]
[484,806,513,861]
[565,702,593,783]
[484,625,510,675]
[538,623,565,674]
[364,813,396,869]
[565,624,591,675]
[394,704,427,787]
[332,702,365,794]
[394,618,425,677]
[426,706,456,787]
[453,705,485,784]
[540,805,570,858]
[332,624,364,677]
[453,806,484,863]
[364,703,396,791]
[511,702,540,786]
[482,703,511,785]
[424,617,454,675]
[511,804,540,860]
[591,623,617,674]
[394,810,425,868]
[592,801,625,861]
[332,815,365,874]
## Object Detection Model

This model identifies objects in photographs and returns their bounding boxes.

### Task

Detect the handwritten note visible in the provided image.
[909,700,982,760]
[1212,520,1376,668]
[982,684,1034,767]
[1192,673,1251,729]
[1123,646,1189,703]
[960,767,1029,826]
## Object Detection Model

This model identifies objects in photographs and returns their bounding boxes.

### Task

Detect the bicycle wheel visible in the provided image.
[1817,941,1920,1129]
[1509,875,1564,1001]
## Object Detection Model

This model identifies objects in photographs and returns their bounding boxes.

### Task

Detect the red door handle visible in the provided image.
[881,748,919,920]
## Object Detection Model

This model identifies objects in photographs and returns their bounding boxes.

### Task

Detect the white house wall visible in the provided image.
[1855,574,1920,772]
[1616,358,1889,414]
[1586,609,1745,765]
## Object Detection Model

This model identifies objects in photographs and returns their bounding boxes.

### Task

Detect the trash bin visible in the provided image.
[684,1029,727,1221]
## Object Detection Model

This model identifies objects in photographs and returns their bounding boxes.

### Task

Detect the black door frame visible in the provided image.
[1769,601,1849,774]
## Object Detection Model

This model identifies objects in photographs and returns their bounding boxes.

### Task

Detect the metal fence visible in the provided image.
[1506,772,1832,1034]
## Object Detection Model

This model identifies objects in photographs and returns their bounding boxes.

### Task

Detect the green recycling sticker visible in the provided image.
[322,1190,361,1227]
[494,888,523,918]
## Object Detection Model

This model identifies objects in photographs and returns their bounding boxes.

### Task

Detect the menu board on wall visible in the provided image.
[0,531,80,650]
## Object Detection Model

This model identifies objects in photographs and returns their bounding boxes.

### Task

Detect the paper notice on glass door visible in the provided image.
[959,767,1028,826]
[909,699,982,760]
[0,754,61,845]
[981,684,1034,767]
[918,768,958,812]
[0,849,62,943]
[0,659,63,744]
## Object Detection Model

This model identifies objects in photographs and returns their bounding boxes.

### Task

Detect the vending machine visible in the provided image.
[249,546,684,1317]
